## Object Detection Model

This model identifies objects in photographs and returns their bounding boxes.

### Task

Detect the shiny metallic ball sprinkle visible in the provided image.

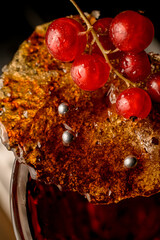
[58,102,69,115]
[124,155,137,168]
[62,130,74,145]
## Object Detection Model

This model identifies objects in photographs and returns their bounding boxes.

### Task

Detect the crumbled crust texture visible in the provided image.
[0,19,160,204]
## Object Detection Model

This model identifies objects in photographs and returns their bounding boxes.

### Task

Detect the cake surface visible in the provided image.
[0,18,160,204]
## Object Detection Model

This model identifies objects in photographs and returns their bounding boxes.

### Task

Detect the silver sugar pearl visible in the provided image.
[62,130,74,145]
[58,102,69,115]
[124,155,137,168]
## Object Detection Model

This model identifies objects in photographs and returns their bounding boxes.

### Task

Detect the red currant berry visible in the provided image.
[89,18,115,55]
[109,10,154,53]
[45,18,87,62]
[94,18,113,33]
[147,72,160,102]
[71,54,111,91]
[116,88,152,119]
[119,51,151,82]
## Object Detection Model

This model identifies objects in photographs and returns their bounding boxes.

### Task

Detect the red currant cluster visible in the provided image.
[45,0,160,121]
[45,17,110,91]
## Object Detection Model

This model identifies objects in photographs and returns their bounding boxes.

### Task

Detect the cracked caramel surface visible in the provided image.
[0,20,160,204]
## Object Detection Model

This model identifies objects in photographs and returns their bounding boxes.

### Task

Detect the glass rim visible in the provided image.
[10,159,33,240]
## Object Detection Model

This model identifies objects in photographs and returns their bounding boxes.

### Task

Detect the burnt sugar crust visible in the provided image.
[0,19,160,204]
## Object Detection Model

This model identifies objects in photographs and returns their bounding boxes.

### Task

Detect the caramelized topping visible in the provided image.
[0,20,160,204]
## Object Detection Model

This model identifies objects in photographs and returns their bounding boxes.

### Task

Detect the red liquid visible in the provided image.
[27,175,160,240]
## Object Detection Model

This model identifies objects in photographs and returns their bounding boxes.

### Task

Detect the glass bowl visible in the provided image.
[10,159,32,240]
[10,158,160,240]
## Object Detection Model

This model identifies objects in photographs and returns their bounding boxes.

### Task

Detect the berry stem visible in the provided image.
[69,0,136,87]
[113,69,132,87]
[70,0,110,65]
[105,48,119,54]
[70,0,92,31]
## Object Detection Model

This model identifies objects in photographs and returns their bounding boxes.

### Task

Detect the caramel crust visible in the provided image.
[0,20,160,204]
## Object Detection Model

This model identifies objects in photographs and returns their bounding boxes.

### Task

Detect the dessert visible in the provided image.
[26,173,160,239]
[1,1,160,207]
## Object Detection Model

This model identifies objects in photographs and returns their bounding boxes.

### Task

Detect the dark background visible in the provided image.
[0,0,160,72]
